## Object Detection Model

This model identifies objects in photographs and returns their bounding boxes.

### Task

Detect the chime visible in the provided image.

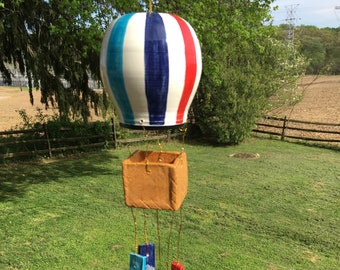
[100,7,202,270]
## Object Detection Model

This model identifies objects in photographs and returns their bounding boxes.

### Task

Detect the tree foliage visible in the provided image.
[152,0,306,143]
[1,0,306,144]
[0,0,135,121]
[276,25,340,75]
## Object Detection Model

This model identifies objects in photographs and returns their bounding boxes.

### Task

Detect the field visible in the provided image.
[0,139,339,269]
[0,88,103,131]
[0,75,339,131]
[269,75,340,123]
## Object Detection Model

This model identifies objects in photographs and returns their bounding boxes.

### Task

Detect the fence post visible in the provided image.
[111,118,118,149]
[166,130,171,143]
[44,123,52,158]
[281,116,287,141]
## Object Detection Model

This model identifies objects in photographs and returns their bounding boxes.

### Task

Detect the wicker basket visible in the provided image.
[122,150,188,210]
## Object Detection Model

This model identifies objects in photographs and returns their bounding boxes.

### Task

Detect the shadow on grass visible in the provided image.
[0,151,121,202]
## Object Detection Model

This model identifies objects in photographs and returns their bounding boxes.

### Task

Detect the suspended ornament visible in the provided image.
[129,252,146,270]
[172,261,185,270]
[100,7,201,269]
[138,243,156,269]
[100,12,202,129]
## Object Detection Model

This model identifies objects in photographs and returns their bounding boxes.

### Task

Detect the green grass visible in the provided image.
[0,138,339,269]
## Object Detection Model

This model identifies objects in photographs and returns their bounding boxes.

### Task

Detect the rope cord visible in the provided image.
[141,122,150,152]
[156,210,162,269]
[176,206,184,262]
[166,210,176,269]
[148,0,153,13]
[131,207,138,254]
[143,209,149,245]
[180,125,188,152]
[157,131,163,153]
[141,124,151,174]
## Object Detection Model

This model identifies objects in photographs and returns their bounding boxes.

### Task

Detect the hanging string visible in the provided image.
[141,122,151,174]
[166,210,176,269]
[148,0,153,14]
[176,206,184,263]
[156,210,162,269]
[131,207,138,254]
[143,209,149,245]
[141,121,150,152]
[180,125,188,152]
[157,131,163,153]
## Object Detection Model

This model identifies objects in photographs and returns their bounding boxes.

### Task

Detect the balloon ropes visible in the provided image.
[100,1,202,268]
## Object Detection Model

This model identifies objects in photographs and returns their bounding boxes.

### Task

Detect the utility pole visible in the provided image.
[336,6,340,21]
[285,4,299,47]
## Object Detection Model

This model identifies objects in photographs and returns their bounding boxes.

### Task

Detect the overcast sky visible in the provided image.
[270,0,340,28]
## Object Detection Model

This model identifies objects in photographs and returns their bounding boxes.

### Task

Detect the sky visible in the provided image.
[270,0,340,28]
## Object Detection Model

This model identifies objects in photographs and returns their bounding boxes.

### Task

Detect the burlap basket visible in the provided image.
[122,150,188,210]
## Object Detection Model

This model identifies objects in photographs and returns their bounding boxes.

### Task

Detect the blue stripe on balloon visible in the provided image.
[144,13,169,125]
[106,13,135,125]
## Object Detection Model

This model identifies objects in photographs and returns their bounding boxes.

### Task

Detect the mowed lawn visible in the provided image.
[0,138,339,269]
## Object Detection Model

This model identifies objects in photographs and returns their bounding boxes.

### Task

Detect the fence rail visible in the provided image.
[0,122,178,160]
[253,116,340,143]
[1,116,338,160]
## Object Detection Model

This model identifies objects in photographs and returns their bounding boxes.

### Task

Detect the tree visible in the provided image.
[277,25,340,75]
[0,0,143,121]
[1,0,305,144]
[153,0,306,143]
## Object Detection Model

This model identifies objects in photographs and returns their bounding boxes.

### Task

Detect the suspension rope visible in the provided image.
[180,125,188,152]
[131,207,138,254]
[148,0,153,13]
[166,210,176,269]
[156,210,162,269]
[176,206,184,263]
[143,209,149,245]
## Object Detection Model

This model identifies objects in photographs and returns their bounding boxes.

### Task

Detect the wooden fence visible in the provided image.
[253,116,340,144]
[0,122,178,160]
[1,116,339,160]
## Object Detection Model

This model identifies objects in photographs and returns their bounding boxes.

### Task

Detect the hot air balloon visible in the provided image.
[100,12,202,129]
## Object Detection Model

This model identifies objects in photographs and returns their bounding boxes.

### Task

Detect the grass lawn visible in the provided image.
[0,138,339,269]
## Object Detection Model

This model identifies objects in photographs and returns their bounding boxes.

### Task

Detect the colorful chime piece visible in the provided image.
[122,150,188,211]
[138,243,156,270]
[100,12,202,129]
[129,252,147,270]
[171,261,185,270]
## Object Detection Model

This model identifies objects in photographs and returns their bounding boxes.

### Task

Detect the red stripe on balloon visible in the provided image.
[171,14,198,124]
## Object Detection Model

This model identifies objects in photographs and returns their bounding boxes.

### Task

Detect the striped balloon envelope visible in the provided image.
[100,12,202,129]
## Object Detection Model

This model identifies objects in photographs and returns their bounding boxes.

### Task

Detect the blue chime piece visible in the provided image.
[138,243,156,270]
[129,252,146,270]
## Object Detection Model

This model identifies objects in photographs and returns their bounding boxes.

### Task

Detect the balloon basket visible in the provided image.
[122,150,188,211]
